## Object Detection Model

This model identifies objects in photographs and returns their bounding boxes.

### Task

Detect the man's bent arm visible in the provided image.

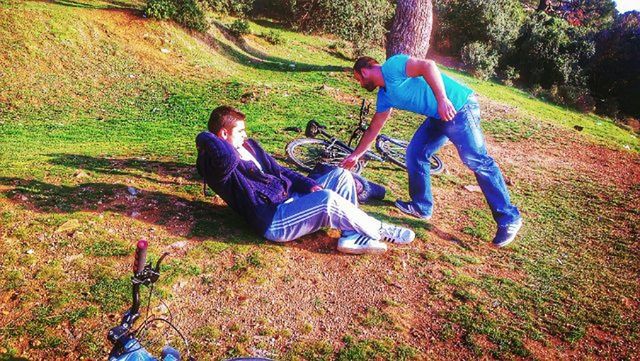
[406,58,457,121]
[196,132,239,179]
[340,109,391,169]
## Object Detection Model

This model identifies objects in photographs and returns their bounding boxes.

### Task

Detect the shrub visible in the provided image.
[145,0,209,32]
[261,30,285,45]
[206,0,253,16]
[260,0,392,56]
[588,11,640,118]
[461,41,498,80]
[434,0,525,56]
[511,12,594,89]
[229,18,251,36]
[174,0,209,32]
[144,0,176,19]
[501,66,519,86]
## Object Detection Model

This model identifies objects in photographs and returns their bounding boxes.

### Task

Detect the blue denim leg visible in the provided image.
[442,97,521,226]
[406,117,448,216]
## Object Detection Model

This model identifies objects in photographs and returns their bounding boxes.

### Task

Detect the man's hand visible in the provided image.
[310,185,323,192]
[437,97,457,121]
[340,153,361,170]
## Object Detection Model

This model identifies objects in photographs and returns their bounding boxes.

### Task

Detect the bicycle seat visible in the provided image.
[305,120,325,137]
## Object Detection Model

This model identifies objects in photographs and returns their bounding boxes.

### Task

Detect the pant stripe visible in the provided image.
[268,205,352,231]
[268,203,326,227]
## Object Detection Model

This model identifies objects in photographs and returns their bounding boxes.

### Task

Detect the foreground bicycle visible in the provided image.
[285,99,444,175]
[108,240,272,361]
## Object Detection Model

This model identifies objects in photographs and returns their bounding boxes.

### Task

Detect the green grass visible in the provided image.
[0,1,638,360]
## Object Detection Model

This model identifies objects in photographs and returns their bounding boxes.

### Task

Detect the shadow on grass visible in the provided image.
[366,200,475,251]
[48,153,195,186]
[199,21,347,73]
[0,176,264,245]
[51,0,141,10]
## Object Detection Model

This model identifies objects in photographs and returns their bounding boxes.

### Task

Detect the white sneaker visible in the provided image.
[380,223,415,245]
[337,233,387,255]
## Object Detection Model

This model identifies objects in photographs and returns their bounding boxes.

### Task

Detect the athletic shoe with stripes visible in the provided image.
[337,233,387,255]
[492,218,522,248]
[380,223,415,245]
[394,199,432,220]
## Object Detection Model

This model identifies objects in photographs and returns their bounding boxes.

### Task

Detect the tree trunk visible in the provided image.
[537,0,553,12]
[386,0,433,59]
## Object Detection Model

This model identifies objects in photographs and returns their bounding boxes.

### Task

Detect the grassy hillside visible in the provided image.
[0,1,638,360]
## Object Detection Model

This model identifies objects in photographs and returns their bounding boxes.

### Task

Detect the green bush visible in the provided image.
[229,18,251,36]
[501,65,519,86]
[435,0,525,56]
[461,41,499,80]
[144,0,176,19]
[511,12,594,89]
[206,0,253,16]
[259,0,393,56]
[145,0,209,32]
[588,11,640,118]
[261,29,285,45]
[174,0,209,32]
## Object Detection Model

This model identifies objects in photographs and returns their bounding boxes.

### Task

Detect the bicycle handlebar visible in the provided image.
[134,239,148,275]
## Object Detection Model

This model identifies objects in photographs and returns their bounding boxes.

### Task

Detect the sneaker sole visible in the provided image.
[394,200,431,220]
[337,245,387,255]
[492,222,523,248]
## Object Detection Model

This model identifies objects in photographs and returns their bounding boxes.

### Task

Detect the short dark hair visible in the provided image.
[208,106,246,134]
[353,56,379,74]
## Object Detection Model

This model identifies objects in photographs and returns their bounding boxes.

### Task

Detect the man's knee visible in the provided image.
[327,167,353,182]
[462,153,495,172]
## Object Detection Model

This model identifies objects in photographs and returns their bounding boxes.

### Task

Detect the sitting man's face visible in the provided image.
[220,120,248,149]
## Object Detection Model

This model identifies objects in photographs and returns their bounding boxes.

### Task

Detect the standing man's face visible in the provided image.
[220,120,248,149]
[354,70,376,92]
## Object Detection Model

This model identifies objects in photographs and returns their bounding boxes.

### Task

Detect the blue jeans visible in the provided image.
[405,95,520,226]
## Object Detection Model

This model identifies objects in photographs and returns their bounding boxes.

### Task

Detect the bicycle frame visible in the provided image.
[304,119,384,162]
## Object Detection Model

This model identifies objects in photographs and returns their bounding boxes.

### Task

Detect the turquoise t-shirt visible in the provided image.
[376,54,473,118]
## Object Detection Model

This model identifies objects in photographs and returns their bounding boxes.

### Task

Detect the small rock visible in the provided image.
[623,145,631,150]
[127,186,138,196]
[573,125,584,131]
[161,48,170,54]
[131,211,140,218]
[153,304,169,315]
[56,219,80,233]
[26,249,34,255]
[65,254,83,262]
[463,185,482,193]
[19,195,28,201]
[170,241,188,249]
[74,170,90,178]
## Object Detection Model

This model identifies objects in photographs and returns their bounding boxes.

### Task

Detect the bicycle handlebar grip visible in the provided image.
[133,239,148,274]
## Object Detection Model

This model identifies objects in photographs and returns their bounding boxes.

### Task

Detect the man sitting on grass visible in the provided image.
[196,105,415,255]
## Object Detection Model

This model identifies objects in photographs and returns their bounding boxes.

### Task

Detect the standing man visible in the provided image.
[197,105,415,255]
[340,55,522,247]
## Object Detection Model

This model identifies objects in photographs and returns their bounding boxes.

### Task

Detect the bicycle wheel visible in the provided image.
[376,135,444,175]
[285,138,364,174]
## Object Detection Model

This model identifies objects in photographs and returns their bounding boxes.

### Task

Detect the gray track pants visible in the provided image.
[263,168,383,242]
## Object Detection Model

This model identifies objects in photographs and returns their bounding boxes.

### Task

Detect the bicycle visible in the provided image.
[285,99,444,175]
[108,240,272,361]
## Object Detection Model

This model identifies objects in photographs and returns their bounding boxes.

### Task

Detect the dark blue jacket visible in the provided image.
[196,131,318,235]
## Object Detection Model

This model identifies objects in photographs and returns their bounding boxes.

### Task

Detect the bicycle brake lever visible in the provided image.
[154,252,169,273]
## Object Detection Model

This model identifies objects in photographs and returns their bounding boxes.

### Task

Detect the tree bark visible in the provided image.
[537,0,553,12]
[386,0,433,59]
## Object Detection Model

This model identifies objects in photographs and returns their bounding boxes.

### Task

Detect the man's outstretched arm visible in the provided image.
[406,58,457,121]
[340,109,392,170]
